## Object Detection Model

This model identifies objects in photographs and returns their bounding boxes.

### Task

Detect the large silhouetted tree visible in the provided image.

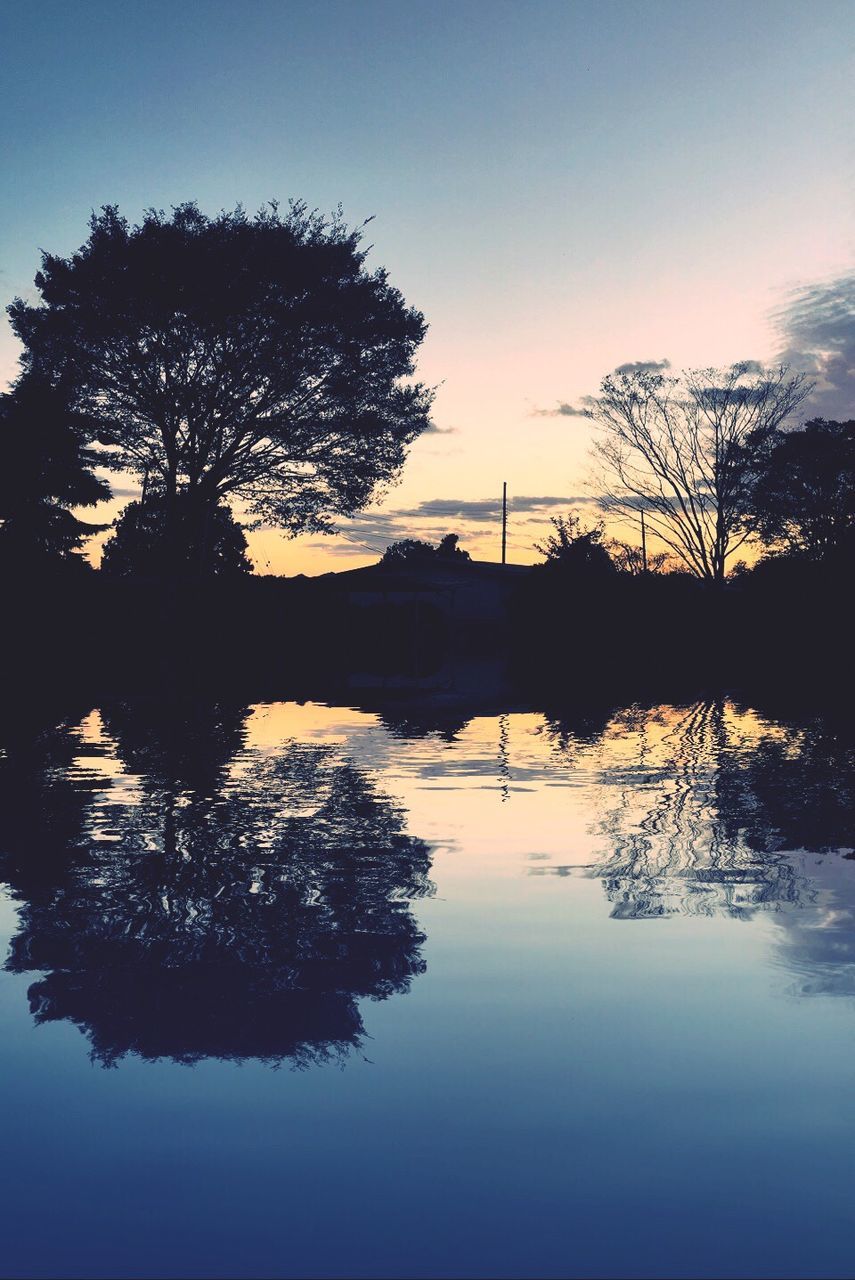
[589,363,811,583]
[0,376,109,565]
[750,418,855,560]
[8,202,433,571]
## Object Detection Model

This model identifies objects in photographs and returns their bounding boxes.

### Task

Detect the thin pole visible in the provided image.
[641,509,648,574]
[501,481,507,565]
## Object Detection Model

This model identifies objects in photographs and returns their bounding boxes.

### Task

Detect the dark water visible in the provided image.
[1,692,854,1279]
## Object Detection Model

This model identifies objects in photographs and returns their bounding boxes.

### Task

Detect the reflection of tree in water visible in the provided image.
[0,702,99,898]
[716,710,855,856]
[542,699,855,923]
[0,700,432,1067]
[594,701,811,920]
[717,708,855,996]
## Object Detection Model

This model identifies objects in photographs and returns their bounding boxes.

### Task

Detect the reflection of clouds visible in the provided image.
[772,855,855,998]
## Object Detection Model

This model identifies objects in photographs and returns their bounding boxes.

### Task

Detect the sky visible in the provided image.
[1,0,852,572]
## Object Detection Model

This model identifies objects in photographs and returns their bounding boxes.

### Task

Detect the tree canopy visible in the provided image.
[0,376,109,565]
[8,201,433,567]
[381,532,471,566]
[534,512,616,578]
[751,418,855,560]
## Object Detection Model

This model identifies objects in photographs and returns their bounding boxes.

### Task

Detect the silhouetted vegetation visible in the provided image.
[749,417,855,560]
[534,513,616,579]
[588,362,811,583]
[0,375,108,569]
[8,201,432,574]
[0,207,852,689]
[101,489,251,578]
[381,532,471,565]
[606,538,673,575]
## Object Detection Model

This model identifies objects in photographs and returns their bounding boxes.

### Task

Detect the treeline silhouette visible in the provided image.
[0,201,852,689]
[2,416,852,692]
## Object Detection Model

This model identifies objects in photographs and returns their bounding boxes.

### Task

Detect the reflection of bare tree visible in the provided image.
[0,700,433,1067]
[593,701,813,920]
[542,699,854,922]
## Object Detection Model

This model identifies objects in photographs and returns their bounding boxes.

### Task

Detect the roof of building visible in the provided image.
[314,558,533,592]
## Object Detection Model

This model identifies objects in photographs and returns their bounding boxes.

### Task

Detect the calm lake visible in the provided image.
[1,691,854,1279]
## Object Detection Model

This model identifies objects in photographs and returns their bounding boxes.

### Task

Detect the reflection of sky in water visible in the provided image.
[15,696,855,1012]
[1,695,854,1278]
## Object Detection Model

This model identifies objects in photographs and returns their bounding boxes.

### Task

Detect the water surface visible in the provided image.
[1,694,854,1278]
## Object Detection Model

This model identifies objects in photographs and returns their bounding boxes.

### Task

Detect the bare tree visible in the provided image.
[606,539,673,576]
[589,363,811,583]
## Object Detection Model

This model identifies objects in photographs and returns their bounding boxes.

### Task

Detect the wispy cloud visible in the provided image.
[397,495,591,522]
[531,398,596,418]
[326,493,598,559]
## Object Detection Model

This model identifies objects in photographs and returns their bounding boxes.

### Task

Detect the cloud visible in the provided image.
[397,495,592,522]
[328,494,597,558]
[774,271,855,420]
[613,358,671,375]
[421,423,458,435]
[531,398,596,418]
[532,363,671,417]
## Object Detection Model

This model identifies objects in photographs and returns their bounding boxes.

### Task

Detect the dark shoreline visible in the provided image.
[2,560,851,728]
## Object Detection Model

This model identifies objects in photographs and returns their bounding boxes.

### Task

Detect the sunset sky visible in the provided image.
[1,0,852,573]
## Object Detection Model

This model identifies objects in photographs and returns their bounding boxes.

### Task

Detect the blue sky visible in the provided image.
[1,0,852,569]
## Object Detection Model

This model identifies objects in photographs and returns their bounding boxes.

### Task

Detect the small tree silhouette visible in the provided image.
[381,532,471,566]
[535,513,615,577]
[101,491,251,578]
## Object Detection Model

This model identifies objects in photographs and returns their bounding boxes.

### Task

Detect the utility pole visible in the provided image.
[501,481,507,565]
[641,509,648,574]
